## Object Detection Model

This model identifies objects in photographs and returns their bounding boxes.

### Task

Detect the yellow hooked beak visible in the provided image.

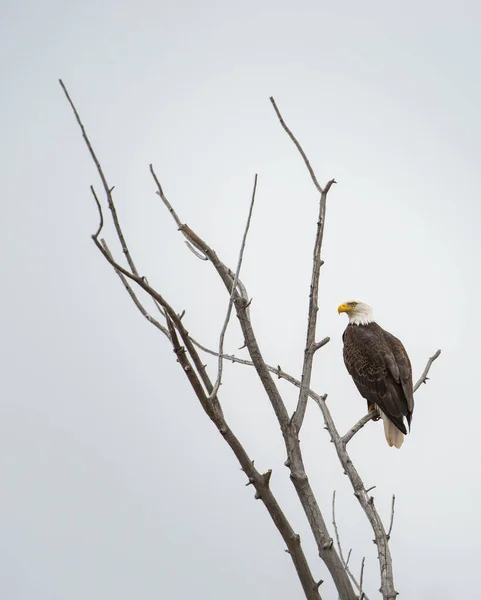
[337,303,351,315]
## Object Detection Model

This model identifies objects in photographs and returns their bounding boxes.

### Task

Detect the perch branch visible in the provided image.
[342,413,377,446]
[313,394,397,600]
[343,349,441,445]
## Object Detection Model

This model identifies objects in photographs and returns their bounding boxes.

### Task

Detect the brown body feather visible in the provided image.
[342,322,414,438]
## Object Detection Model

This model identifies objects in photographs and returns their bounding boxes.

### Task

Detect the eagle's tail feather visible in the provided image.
[379,410,404,449]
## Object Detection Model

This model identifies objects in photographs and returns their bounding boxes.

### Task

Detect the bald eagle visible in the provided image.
[338,301,414,448]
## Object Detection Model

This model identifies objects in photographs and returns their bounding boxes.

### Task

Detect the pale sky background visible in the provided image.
[2,1,480,599]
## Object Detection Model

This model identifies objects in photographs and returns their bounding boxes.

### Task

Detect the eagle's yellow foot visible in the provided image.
[368,403,381,421]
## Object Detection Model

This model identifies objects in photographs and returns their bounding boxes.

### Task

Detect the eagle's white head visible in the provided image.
[338,300,374,326]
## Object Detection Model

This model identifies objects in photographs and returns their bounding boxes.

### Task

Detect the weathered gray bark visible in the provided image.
[61,79,440,600]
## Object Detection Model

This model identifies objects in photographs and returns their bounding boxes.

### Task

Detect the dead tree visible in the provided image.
[60,80,440,600]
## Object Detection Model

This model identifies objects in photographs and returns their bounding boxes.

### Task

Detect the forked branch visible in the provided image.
[163,207,357,600]
[269,96,335,432]
[60,79,139,277]
[163,316,322,600]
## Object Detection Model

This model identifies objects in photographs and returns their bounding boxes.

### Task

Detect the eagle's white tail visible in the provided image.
[379,410,404,448]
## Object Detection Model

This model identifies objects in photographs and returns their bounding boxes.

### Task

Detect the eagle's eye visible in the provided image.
[350,302,357,307]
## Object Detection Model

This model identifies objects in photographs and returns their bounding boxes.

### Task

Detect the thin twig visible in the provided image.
[60,80,139,277]
[313,337,330,352]
[331,491,365,595]
[150,164,183,229]
[185,240,209,260]
[269,99,336,432]
[101,239,170,338]
[346,549,352,568]
[89,188,221,408]
[269,97,324,194]
[359,557,366,600]
[142,276,169,319]
[209,174,258,400]
[189,335,332,409]
[387,495,396,540]
[413,349,441,392]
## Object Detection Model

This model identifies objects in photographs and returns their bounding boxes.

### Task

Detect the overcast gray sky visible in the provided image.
[2,1,480,599]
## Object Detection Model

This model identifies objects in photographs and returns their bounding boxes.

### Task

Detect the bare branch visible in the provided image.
[312,395,397,600]
[101,239,170,338]
[269,96,324,194]
[387,495,396,540]
[269,96,336,433]
[150,163,183,229]
[90,186,104,238]
[88,181,322,599]
[313,337,330,352]
[60,80,139,277]
[152,157,356,599]
[189,335,323,399]
[343,349,441,445]
[89,189,222,410]
[142,276,169,320]
[209,174,258,400]
[292,181,335,431]
[332,491,367,596]
[67,86,435,600]
[342,413,376,446]
[176,224,357,600]
[413,349,441,392]
[185,240,209,260]
[346,549,352,568]
[163,315,323,600]
[359,557,366,600]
